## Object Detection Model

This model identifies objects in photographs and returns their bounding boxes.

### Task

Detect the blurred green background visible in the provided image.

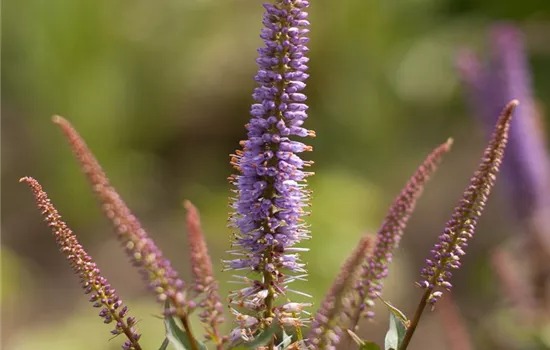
[3,0,550,349]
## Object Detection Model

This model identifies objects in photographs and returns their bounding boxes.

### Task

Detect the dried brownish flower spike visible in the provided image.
[184,200,225,348]
[308,235,375,349]
[20,177,142,350]
[52,116,200,350]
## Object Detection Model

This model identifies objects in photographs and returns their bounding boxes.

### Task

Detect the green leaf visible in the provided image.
[346,329,381,350]
[347,329,366,346]
[163,301,207,350]
[375,293,409,325]
[384,312,407,350]
[158,338,170,350]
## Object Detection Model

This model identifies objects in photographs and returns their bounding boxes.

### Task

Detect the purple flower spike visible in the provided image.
[418,100,517,307]
[308,235,375,350]
[21,177,142,350]
[348,139,453,327]
[225,0,313,340]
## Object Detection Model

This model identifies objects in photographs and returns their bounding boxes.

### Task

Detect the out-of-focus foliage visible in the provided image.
[2,0,550,349]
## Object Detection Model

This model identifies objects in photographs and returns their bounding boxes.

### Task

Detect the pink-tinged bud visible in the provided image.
[184,200,225,348]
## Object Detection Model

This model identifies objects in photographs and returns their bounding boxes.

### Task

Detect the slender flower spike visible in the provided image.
[225,0,313,340]
[308,235,375,350]
[352,139,453,323]
[418,100,518,306]
[51,116,203,350]
[20,177,142,350]
[53,116,187,311]
[184,200,225,348]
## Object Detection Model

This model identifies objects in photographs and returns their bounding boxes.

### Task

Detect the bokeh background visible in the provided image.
[3,0,550,349]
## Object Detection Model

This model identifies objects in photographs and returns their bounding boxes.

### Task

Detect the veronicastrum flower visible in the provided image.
[225,0,314,342]
[21,177,142,350]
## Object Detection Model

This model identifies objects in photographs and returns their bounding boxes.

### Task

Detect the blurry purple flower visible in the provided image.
[225,0,314,340]
[457,23,550,222]
[457,24,550,308]
[418,101,517,306]
[21,177,142,350]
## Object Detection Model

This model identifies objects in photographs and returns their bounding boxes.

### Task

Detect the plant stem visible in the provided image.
[263,265,276,350]
[175,305,200,350]
[399,288,431,350]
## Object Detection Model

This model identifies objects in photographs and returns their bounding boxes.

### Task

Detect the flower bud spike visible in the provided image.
[20,177,142,350]
[308,235,375,349]
[184,200,225,348]
[52,116,200,350]
[399,100,518,350]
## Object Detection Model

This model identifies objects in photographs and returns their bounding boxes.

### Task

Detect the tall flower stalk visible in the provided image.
[52,116,199,350]
[21,177,142,350]
[225,0,313,344]
[400,100,518,350]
